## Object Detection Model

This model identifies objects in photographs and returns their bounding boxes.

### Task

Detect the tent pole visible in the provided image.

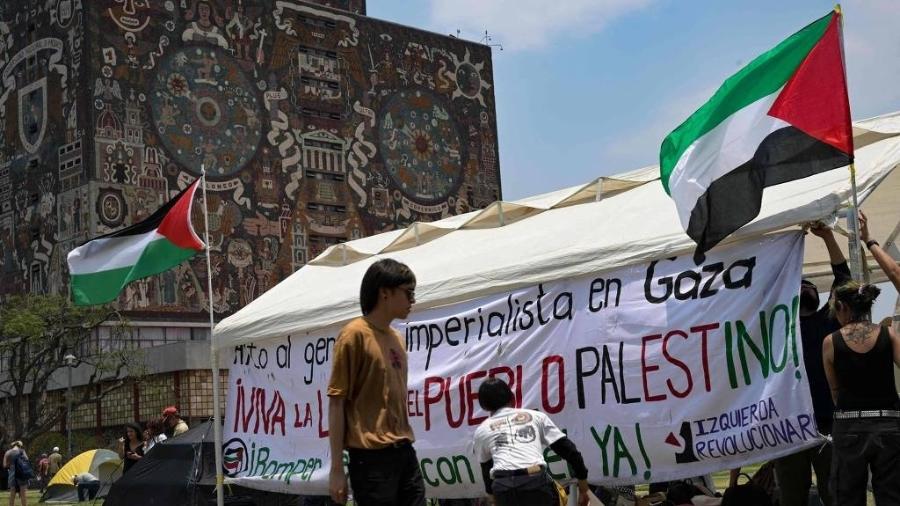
[201,167,226,506]
[847,162,864,281]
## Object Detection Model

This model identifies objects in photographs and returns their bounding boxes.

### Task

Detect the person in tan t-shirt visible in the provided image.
[327,258,424,506]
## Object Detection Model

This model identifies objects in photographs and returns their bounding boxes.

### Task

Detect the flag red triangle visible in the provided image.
[768,12,853,155]
[157,180,205,250]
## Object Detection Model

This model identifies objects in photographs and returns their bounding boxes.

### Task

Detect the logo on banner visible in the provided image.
[18,78,47,154]
[223,437,249,477]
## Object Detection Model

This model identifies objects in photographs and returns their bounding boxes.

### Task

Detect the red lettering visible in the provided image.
[641,334,666,402]
[445,376,465,429]
[423,376,444,431]
[692,323,719,392]
[317,390,329,438]
[662,330,693,398]
[541,355,565,413]
[407,389,417,418]
[465,370,488,425]
[515,365,523,408]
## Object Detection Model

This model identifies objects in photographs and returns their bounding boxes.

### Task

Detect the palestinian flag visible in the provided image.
[660,10,853,262]
[67,180,205,306]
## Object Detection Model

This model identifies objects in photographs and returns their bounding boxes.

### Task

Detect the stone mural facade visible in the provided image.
[0,0,500,318]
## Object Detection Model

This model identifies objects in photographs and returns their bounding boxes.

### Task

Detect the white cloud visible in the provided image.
[427,0,653,51]
[604,85,716,169]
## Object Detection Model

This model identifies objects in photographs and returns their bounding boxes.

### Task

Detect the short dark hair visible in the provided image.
[478,377,513,412]
[359,259,416,315]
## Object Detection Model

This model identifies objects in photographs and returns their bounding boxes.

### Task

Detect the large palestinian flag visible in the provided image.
[660,10,852,262]
[67,180,205,306]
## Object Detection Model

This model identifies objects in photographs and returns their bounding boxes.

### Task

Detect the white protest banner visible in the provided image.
[224,231,820,496]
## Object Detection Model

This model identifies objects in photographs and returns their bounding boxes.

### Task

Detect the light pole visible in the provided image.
[63,353,77,458]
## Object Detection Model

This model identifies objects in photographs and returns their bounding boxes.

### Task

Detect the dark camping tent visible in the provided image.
[103,421,299,506]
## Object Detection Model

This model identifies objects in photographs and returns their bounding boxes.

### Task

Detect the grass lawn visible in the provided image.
[2,469,877,505]
[0,489,77,506]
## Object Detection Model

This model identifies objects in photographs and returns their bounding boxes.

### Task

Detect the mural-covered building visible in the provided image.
[0,0,499,431]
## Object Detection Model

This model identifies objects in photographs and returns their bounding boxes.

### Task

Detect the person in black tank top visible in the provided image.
[822,282,900,506]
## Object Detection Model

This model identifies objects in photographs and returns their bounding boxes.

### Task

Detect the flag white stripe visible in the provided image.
[67,230,163,275]
[668,92,789,227]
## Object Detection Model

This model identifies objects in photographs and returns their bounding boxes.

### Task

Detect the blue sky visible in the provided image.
[368,1,900,319]
[369,0,900,200]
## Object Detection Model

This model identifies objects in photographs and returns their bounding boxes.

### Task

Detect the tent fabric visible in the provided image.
[40,449,121,503]
[214,111,900,350]
[102,421,305,506]
[802,164,900,290]
[103,422,211,506]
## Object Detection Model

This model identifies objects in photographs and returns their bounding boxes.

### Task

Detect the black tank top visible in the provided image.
[833,325,899,411]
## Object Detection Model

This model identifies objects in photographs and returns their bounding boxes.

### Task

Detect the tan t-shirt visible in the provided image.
[327,317,414,449]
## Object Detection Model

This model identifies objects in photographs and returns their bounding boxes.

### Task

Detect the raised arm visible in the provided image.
[859,211,900,292]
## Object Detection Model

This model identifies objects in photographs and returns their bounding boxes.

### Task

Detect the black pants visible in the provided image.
[77,481,100,501]
[492,472,558,506]
[348,443,426,506]
[831,418,900,506]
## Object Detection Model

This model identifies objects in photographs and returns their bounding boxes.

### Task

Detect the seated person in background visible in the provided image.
[474,378,590,506]
[73,472,101,502]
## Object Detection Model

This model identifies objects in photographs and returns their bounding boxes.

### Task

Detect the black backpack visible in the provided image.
[722,473,772,506]
[14,451,35,480]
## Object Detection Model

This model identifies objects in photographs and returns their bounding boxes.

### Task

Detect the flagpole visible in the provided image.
[834,4,864,281]
[201,166,226,506]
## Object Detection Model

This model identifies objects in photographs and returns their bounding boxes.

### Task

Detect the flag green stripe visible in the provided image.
[660,12,832,193]
[70,237,197,305]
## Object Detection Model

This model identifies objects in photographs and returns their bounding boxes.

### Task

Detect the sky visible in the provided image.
[369,0,900,200]
[367,0,900,320]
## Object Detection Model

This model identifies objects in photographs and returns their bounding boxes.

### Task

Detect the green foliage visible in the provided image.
[27,431,65,459]
[0,294,143,447]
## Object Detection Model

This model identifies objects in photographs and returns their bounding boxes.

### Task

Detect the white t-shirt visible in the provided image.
[473,407,565,474]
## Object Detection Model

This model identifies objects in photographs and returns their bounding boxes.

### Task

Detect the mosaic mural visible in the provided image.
[0,0,500,317]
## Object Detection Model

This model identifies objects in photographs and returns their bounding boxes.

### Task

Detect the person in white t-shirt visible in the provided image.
[473,378,589,506]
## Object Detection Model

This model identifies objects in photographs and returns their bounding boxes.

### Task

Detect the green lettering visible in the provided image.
[768,304,790,373]
[590,425,613,477]
[420,458,439,487]
[253,447,270,476]
[724,322,738,389]
[452,455,475,484]
[790,296,800,367]
[436,457,458,484]
[612,427,636,478]
[736,316,769,385]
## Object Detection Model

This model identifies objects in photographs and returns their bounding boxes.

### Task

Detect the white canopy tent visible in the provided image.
[214,111,900,349]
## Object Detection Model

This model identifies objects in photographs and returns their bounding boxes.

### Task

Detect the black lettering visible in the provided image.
[519,301,535,330]
[445,317,462,346]
[644,258,676,304]
[553,292,573,321]
[674,270,701,300]
[700,262,724,298]
[724,257,755,289]
[575,347,600,409]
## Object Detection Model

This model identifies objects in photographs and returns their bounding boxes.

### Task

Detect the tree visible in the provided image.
[0,294,145,446]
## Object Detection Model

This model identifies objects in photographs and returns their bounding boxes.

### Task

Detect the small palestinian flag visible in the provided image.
[660,10,852,262]
[67,180,205,306]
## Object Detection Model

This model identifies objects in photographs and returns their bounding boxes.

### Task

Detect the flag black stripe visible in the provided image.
[687,126,851,262]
